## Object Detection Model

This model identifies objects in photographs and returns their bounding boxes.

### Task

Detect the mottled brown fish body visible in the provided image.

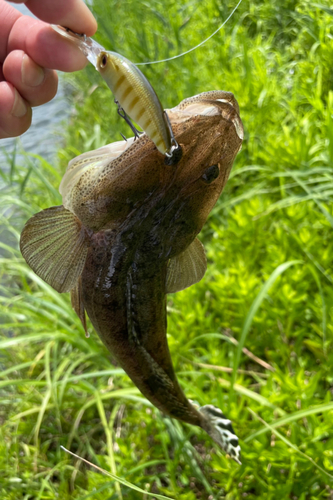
[20,92,244,463]
[81,230,202,426]
[78,95,244,426]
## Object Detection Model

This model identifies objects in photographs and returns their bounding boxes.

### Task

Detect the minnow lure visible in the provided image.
[52,25,181,163]
[20,91,244,463]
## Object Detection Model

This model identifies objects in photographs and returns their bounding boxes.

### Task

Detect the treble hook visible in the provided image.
[115,99,143,140]
[164,111,183,165]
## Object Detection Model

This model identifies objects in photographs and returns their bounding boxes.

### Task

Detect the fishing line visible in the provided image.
[136,0,243,66]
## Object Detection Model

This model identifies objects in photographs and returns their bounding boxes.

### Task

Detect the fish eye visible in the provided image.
[100,54,107,68]
[201,164,220,184]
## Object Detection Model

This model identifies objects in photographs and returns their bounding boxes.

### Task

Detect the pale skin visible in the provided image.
[0,0,97,139]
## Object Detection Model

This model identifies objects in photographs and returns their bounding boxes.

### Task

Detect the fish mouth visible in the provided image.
[166,91,244,141]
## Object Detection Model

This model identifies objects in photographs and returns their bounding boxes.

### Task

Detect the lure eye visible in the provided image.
[201,164,220,184]
[100,54,107,68]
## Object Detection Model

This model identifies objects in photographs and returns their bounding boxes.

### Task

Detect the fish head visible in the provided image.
[59,91,243,236]
[159,91,244,255]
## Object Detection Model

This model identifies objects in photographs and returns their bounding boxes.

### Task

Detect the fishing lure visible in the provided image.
[52,25,181,163]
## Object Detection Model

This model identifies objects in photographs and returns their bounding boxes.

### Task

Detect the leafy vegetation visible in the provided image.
[1,0,333,498]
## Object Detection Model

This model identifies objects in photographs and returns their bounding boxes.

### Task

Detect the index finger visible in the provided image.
[8,0,97,36]
[8,17,89,71]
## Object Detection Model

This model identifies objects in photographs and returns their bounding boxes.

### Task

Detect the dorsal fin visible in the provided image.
[20,206,90,293]
[166,237,207,294]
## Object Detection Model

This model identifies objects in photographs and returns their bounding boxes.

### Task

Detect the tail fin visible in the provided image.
[199,404,241,465]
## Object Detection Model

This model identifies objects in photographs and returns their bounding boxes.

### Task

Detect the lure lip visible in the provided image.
[51,24,104,67]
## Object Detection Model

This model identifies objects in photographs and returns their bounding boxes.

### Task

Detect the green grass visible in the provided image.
[1,0,333,498]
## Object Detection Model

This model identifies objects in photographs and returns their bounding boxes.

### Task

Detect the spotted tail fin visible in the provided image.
[199,404,241,465]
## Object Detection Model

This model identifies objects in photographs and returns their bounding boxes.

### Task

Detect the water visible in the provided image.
[0,3,71,168]
[0,84,70,167]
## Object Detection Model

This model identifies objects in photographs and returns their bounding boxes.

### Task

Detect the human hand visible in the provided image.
[0,0,97,139]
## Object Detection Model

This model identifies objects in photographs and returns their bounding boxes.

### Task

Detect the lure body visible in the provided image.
[52,25,175,156]
[21,91,243,463]
[96,51,171,155]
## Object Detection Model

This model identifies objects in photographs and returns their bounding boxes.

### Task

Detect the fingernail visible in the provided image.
[22,54,45,87]
[11,88,28,118]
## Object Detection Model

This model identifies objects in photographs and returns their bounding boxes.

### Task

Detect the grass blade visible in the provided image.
[247,408,333,481]
[60,446,175,500]
[230,261,302,394]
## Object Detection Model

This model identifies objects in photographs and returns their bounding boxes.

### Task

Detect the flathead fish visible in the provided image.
[20,91,244,463]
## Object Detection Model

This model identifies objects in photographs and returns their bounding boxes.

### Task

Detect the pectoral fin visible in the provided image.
[166,237,207,294]
[20,205,90,293]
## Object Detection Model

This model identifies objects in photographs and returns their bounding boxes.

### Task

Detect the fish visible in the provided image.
[51,25,180,162]
[20,90,244,464]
